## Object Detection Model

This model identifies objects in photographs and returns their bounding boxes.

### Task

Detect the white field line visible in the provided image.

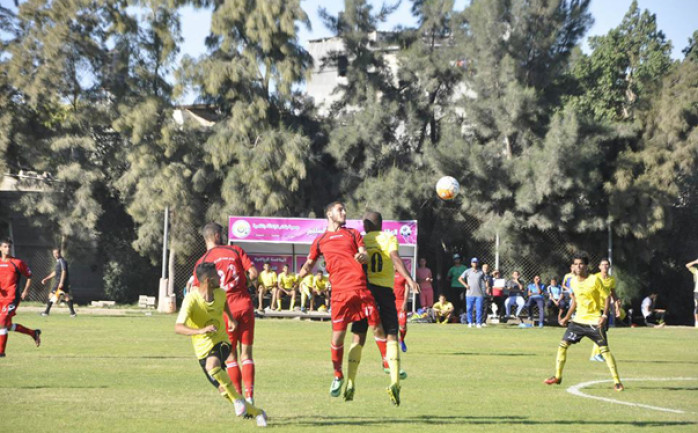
[567,377,698,414]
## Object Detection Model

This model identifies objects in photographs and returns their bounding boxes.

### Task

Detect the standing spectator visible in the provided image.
[446,254,467,314]
[525,275,546,327]
[415,258,434,308]
[505,271,525,322]
[546,278,567,323]
[432,294,454,324]
[641,293,666,327]
[491,270,507,321]
[0,238,41,357]
[481,263,493,324]
[40,248,77,317]
[458,258,486,328]
[686,259,698,327]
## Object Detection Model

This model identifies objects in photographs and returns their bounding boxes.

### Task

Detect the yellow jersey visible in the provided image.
[595,272,616,303]
[176,288,229,360]
[570,274,609,325]
[315,275,329,292]
[259,270,277,288]
[278,272,297,289]
[433,301,454,314]
[363,231,398,288]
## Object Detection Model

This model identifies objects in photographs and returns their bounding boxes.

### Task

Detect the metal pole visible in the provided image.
[162,206,169,279]
[8,220,15,257]
[495,231,500,270]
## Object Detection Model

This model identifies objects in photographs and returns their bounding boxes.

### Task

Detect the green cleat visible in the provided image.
[343,379,355,401]
[387,383,401,406]
[382,366,408,380]
[329,377,344,397]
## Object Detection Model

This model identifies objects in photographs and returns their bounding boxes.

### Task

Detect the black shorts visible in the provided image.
[198,342,232,388]
[562,321,609,347]
[51,285,70,295]
[370,283,399,335]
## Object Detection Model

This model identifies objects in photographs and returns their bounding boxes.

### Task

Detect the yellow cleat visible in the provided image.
[387,383,401,406]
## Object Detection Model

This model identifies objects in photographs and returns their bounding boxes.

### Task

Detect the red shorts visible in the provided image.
[224,307,254,347]
[395,301,407,328]
[330,287,379,331]
[0,298,19,327]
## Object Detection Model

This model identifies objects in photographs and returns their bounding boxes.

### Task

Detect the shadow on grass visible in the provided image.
[624,360,697,365]
[272,415,696,428]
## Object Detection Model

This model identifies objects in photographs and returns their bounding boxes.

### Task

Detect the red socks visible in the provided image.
[399,328,406,343]
[375,337,388,368]
[331,344,344,378]
[12,323,34,336]
[0,330,7,355]
[242,359,255,399]
[225,360,243,394]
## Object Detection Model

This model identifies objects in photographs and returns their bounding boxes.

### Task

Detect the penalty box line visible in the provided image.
[567,377,698,414]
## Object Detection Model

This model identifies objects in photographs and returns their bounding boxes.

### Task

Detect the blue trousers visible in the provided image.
[526,295,545,324]
[466,296,484,324]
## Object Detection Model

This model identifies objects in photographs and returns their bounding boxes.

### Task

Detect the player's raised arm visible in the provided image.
[686,259,698,270]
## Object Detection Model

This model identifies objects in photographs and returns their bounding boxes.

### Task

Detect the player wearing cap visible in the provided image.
[458,257,486,328]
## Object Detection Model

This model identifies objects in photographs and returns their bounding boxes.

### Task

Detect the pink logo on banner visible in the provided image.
[229,217,417,245]
[248,255,293,273]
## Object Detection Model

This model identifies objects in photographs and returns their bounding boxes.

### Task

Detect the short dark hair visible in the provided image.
[599,258,610,265]
[363,211,382,232]
[0,238,12,246]
[202,222,223,242]
[196,262,219,286]
[573,252,590,265]
[325,201,344,215]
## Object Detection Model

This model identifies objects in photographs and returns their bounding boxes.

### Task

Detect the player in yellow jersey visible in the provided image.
[175,263,267,427]
[298,272,315,312]
[544,253,624,391]
[590,258,618,362]
[312,270,330,311]
[358,211,419,406]
[273,265,297,311]
[257,263,277,313]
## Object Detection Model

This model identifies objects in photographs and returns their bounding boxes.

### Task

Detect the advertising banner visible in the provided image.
[229,216,417,245]
[248,255,293,273]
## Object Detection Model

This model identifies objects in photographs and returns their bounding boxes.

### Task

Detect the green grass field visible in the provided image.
[1,312,696,433]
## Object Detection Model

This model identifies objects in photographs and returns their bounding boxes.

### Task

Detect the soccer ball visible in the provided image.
[399,225,412,238]
[435,176,460,200]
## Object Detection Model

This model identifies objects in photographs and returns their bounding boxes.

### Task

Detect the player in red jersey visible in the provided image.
[192,223,259,411]
[0,238,41,357]
[393,265,417,353]
[297,201,382,400]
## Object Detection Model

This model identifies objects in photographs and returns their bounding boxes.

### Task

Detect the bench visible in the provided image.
[138,296,157,309]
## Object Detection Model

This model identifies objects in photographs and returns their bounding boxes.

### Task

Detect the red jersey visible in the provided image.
[0,257,32,300]
[394,272,407,304]
[308,227,366,293]
[193,245,254,311]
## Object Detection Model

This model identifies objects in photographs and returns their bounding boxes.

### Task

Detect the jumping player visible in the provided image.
[362,211,419,405]
[544,253,623,391]
[0,238,41,357]
[297,201,381,401]
[176,262,267,427]
[192,223,259,408]
[40,248,77,317]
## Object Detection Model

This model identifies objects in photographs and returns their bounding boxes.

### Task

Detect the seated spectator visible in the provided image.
[311,270,330,311]
[257,262,277,313]
[641,293,666,327]
[525,275,546,327]
[298,272,314,312]
[504,271,525,321]
[491,270,507,321]
[546,278,567,323]
[432,294,454,324]
[273,264,297,311]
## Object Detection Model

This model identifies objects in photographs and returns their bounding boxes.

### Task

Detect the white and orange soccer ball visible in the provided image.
[435,176,460,200]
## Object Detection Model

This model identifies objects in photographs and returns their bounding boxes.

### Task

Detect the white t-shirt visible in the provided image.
[641,296,653,318]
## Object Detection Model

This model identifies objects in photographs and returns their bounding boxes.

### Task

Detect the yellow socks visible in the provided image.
[347,342,363,383]
[289,296,295,310]
[555,342,568,379]
[209,366,261,416]
[387,340,400,385]
[600,346,621,383]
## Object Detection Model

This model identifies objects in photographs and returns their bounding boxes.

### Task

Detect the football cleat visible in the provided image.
[343,380,355,401]
[33,329,42,347]
[233,399,247,417]
[329,377,344,397]
[614,383,625,392]
[400,340,407,352]
[544,376,562,385]
[387,383,401,406]
[591,354,605,363]
[382,366,408,380]
[255,410,268,427]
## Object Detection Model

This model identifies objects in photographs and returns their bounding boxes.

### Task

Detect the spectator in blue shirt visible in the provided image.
[525,275,546,327]
[546,278,567,323]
